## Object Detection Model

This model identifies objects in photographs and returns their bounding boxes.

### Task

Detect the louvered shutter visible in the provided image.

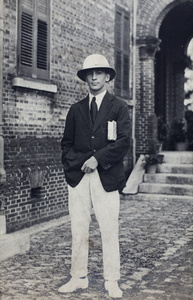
[123,54,129,93]
[18,0,49,79]
[37,20,47,70]
[123,15,130,96]
[115,11,122,94]
[18,0,34,76]
[115,51,122,91]
[114,6,130,99]
[36,0,49,79]
[21,12,33,67]
[115,11,122,96]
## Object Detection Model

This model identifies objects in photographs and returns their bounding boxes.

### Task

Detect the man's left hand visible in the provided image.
[81,156,98,173]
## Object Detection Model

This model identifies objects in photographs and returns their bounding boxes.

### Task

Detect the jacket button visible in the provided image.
[91,135,95,139]
[93,150,96,152]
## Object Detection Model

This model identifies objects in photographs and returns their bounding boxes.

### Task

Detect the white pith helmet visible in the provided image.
[77,54,116,82]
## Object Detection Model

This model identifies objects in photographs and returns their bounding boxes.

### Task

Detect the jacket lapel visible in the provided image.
[78,92,115,132]
[79,95,93,130]
[93,92,114,133]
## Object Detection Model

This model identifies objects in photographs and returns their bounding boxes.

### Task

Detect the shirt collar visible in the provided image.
[89,90,107,109]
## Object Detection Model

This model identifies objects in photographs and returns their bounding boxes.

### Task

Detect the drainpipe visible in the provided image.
[132,0,138,166]
[0,0,5,183]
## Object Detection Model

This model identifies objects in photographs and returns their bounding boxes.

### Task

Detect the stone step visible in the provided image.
[139,182,193,196]
[160,151,193,164]
[122,193,193,202]
[144,173,193,185]
[157,164,193,174]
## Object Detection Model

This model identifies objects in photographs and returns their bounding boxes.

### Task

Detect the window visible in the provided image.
[18,0,50,80]
[114,5,130,99]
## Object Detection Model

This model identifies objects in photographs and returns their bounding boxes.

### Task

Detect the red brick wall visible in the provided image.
[2,0,132,232]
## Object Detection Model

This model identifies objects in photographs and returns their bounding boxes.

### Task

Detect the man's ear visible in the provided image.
[105,73,111,82]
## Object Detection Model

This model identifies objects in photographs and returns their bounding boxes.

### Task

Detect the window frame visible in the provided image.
[17,0,50,80]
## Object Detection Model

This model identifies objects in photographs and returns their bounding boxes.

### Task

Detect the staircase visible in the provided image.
[127,151,193,201]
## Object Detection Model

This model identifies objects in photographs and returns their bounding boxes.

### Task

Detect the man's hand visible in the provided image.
[81,156,98,173]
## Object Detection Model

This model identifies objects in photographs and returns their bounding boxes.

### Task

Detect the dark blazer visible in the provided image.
[61,91,130,192]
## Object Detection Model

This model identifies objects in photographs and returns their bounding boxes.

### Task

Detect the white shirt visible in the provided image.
[89,90,107,111]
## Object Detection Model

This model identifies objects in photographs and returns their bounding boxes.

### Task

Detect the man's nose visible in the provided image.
[91,71,97,79]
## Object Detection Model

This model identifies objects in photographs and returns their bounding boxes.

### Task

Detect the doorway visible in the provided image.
[155,1,193,128]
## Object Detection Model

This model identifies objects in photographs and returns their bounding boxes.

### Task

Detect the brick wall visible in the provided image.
[134,0,176,156]
[137,0,175,37]
[135,51,157,154]
[2,0,132,232]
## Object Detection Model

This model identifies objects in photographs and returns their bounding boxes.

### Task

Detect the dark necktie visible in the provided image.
[90,97,98,124]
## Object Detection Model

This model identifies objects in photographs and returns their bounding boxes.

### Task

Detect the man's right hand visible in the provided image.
[81,156,98,173]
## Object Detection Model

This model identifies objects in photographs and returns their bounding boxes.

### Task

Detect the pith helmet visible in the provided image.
[77,54,116,82]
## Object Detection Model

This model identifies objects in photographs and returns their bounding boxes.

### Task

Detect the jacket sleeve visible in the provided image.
[61,106,75,161]
[93,102,130,170]
[61,105,93,169]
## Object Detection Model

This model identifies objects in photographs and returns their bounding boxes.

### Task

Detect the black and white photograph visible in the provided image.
[0,0,193,299]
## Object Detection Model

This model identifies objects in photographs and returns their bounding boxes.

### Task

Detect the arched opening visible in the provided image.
[184,38,193,110]
[155,1,193,130]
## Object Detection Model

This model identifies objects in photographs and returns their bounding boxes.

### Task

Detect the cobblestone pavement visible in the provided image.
[0,196,193,300]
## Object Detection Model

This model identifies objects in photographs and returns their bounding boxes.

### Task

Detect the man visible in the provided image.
[58,54,130,298]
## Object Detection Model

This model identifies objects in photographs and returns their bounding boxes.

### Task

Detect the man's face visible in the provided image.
[85,69,110,95]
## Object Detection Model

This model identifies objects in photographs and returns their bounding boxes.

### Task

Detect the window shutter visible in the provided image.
[114,6,130,99]
[18,0,34,76]
[37,20,47,70]
[115,51,122,91]
[36,0,49,79]
[123,14,130,96]
[123,15,129,52]
[37,0,48,15]
[115,10,122,95]
[18,0,50,80]
[116,11,122,49]
[23,0,33,9]
[21,12,33,67]
[123,54,129,92]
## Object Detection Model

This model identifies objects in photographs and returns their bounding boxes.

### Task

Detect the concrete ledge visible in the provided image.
[12,77,57,93]
[0,214,70,262]
[0,231,30,261]
[0,214,6,235]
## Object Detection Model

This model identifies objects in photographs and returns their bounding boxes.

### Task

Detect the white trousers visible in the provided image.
[68,169,120,281]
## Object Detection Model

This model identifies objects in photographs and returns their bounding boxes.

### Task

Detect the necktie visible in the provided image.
[90,97,97,124]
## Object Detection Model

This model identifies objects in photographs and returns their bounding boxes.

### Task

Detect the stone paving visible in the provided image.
[0,196,193,300]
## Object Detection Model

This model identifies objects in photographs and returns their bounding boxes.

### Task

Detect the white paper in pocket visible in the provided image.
[107,120,117,141]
